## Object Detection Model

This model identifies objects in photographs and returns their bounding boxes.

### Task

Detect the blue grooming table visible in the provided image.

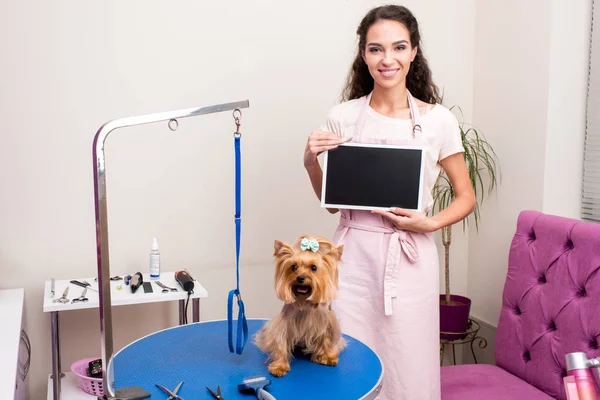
[114,319,382,399]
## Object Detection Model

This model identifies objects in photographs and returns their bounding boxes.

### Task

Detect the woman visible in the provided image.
[303,5,476,399]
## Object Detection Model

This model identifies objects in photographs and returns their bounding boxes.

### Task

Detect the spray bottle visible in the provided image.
[149,238,161,279]
[565,352,599,400]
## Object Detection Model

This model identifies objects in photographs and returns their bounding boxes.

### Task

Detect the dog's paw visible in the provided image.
[312,353,339,366]
[268,362,290,377]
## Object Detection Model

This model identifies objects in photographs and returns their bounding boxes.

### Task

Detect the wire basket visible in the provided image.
[70,357,104,396]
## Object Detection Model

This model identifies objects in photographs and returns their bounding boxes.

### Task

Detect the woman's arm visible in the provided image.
[372,152,476,233]
[429,152,476,229]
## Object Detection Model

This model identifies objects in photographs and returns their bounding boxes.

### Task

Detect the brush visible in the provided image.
[238,376,277,399]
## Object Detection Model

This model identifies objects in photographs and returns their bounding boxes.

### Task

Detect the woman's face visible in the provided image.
[362,19,417,92]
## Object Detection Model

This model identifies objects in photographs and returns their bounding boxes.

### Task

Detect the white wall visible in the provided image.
[0,1,476,398]
[468,0,591,328]
[543,0,590,218]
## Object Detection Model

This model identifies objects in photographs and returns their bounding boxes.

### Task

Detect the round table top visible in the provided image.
[113,319,382,399]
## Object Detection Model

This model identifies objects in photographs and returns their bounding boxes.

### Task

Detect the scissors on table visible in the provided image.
[53,287,69,303]
[71,287,89,304]
[207,385,225,399]
[156,381,183,400]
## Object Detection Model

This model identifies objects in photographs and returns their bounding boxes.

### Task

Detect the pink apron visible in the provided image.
[332,91,441,400]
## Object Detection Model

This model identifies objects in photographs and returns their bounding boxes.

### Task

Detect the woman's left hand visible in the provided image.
[371,207,439,233]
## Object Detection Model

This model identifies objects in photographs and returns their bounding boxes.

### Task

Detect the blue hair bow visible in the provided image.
[300,238,319,252]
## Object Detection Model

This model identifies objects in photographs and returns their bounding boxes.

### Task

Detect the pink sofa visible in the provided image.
[442,210,600,399]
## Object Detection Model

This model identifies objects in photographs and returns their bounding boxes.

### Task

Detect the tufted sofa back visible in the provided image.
[495,210,600,399]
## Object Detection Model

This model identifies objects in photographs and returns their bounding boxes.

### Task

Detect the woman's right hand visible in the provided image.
[303,130,351,167]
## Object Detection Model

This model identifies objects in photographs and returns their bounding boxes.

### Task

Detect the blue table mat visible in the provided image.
[113,319,382,399]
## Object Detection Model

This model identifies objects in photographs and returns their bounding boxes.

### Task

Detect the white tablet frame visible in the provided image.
[321,142,426,212]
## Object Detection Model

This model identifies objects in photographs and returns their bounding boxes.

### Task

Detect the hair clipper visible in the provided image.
[175,270,194,292]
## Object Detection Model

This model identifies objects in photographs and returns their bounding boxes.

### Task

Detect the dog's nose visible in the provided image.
[296,275,305,284]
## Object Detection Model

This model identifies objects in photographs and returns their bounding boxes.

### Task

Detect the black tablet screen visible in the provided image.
[323,144,423,210]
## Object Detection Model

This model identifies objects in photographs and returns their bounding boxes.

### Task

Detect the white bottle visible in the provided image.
[149,238,160,279]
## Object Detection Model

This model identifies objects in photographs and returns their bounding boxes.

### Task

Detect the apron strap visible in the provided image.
[406,90,423,140]
[337,217,419,316]
[354,89,422,140]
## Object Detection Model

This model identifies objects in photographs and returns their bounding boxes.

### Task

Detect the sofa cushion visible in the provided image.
[496,210,600,399]
[441,364,555,400]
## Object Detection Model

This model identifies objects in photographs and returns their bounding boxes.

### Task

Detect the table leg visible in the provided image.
[440,343,444,366]
[50,311,63,400]
[452,344,456,365]
[179,299,185,325]
[192,299,200,323]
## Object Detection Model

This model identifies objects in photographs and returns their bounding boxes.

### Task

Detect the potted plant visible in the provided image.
[432,106,500,341]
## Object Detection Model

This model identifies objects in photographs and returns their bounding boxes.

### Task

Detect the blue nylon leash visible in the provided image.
[228,110,248,354]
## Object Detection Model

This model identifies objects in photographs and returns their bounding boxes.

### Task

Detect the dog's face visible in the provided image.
[273,236,343,304]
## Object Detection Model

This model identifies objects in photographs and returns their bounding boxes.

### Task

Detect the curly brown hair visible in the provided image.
[341,5,441,104]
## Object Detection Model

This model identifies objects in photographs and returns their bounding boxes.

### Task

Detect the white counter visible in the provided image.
[0,288,25,400]
[43,272,207,313]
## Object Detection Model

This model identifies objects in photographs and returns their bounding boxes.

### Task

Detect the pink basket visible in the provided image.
[70,357,104,396]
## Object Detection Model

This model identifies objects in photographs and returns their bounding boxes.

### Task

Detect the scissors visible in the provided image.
[53,287,69,303]
[156,281,178,293]
[207,385,225,399]
[71,287,89,304]
[156,381,183,400]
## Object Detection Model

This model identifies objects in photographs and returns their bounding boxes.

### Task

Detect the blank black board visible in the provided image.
[321,143,425,212]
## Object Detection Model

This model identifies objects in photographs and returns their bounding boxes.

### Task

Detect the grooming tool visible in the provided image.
[175,270,194,292]
[70,279,98,292]
[156,281,178,293]
[238,376,276,399]
[125,274,132,285]
[53,287,70,303]
[87,358,102,378]
[94,276,122,281]
[51,278,55,299]
[130,272,143,294]
[184,268,196,281]
[155,381,183,400]
[142,281,153,293]
[113,386,152,399]
[206,385,224,399]
[71,287,89,304]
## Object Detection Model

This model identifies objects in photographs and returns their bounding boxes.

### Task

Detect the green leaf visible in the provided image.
[431,106,501,233]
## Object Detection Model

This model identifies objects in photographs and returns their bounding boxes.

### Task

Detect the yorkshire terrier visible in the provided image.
[255,236,346,377]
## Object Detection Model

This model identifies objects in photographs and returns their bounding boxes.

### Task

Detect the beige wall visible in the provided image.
[543,0,589,218]
[468,0,591,330]
[0,1,476,397]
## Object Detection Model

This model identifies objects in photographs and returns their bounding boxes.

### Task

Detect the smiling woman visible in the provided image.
[303,4,476,400]
[341,6,441,110]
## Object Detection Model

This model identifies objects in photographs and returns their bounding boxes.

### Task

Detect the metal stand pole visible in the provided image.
[50,311,63,400]
[93,100,250,398]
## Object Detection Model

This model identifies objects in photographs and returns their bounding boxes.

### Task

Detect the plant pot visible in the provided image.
[440,294,471,341]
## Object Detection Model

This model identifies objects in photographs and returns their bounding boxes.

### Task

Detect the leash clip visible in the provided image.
[233,109,242,137]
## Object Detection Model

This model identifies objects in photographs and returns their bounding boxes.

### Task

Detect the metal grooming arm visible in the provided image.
[92,100,250,399]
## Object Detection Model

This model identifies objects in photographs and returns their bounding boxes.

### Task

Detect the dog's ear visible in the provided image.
[274,240,294,259]
[273,240,295,304]
[335,244,344,258]
[316,238,343,262]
